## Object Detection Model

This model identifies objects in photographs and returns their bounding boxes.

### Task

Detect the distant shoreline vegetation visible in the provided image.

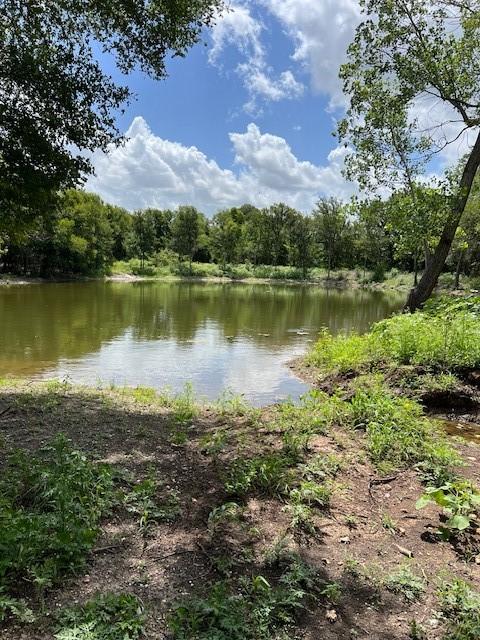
[2,187,480,291]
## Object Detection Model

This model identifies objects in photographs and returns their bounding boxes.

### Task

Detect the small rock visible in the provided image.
[325,609,338,623]
[340,536,350,544]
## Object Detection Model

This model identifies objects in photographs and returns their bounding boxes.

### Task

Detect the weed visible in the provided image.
[0,589,34,623]
[409,620,427,639]
[172,383,198,424]
[0,435,115,599]
[55,592,145,640]
[350,384,458,474]
[384,565,425,602]
[284,502,316,535]
[213,390,254,418]
[416,480,480,537]
[225,453,297,498]
[382,514,399,535]
[168,558,317,639]
[300,453,342,481]
[345,515,358,530]
[200,429,228,456]
[320,582,342,603]
[438,579,480,640]
[289,480,332,508]
[207,502,242,533]
[124,473,180,533]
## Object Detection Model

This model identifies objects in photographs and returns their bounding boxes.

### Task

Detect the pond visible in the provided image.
[0,281,404,405]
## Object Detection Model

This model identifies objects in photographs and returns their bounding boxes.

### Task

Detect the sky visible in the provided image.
[85,0,467,216]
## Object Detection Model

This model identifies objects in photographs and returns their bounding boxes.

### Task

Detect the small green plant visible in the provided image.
[207,502,242,533]
[382,513,399,535]
[300,453,342,481]
[320,582,342,603]
[124,474,180,533]
[168,559,317,640]
[213,390,253,417]
[289,480,332,508]
[225,453,296,498]
[172,383,198,424]
[409,620,427,639]
[0,589,34,623]
[384,565,425,602]
[438,578,480,640]
[416,480,480,537]
[200,429,228,456]
[55,592,145,640]
[284,502,316,535]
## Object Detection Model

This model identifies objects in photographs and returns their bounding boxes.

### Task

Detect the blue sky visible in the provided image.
[87,0,459,215]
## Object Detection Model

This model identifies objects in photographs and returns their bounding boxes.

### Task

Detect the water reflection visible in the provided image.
[0,281,404,404]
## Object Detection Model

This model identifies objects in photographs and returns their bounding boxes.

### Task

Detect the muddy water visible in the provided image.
[0,281,404,405]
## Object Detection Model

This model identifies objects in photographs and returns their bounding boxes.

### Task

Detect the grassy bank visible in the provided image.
[109,260,480,292]
[0,370,479,639]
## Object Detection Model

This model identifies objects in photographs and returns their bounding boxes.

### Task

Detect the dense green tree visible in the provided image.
[385,186,449,284]
[339,0,480,309]
[0,0,224,222]
[287,213,314,278]
[210,210,243,270]
[312,199,347,276]
[106,205,132,261]
[171,206,201,272]
[266,203,298,267]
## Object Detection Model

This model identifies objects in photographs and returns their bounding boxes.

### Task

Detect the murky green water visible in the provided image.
[0,281,404,405]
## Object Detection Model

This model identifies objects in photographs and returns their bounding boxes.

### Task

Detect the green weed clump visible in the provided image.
[306,329,372,374]
[350,384,459,475]
[55,593,145,640]
[438,579,480,640]
[0,435,116,601]
[168,558,317,640]
[308,304,480,376]
[225,452,297,498]
[123,473,180,533]
[384,565,425,602]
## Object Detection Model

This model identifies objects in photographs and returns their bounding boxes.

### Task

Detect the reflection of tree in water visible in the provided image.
[128,282,403,344]
[0,282,404,376]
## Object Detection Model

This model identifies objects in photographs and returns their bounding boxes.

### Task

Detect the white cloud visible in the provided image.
[208,2,304,112]
[263,0,361,108]
[86,117,355,214]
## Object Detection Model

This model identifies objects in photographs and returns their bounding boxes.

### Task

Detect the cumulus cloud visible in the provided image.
[208,2,304,113]
[86,117,355,214]
[263,0,361,108]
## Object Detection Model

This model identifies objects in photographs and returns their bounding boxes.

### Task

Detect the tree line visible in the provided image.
[2,178,478,282]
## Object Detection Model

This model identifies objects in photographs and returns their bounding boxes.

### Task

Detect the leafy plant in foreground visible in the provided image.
[416,481,480,537]
[55,592,145,640]
[0,435,116,599]
[438,579,480,640]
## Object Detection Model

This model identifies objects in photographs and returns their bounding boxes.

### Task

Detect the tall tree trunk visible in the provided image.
[413,252,418,286]
[406,131,480,312]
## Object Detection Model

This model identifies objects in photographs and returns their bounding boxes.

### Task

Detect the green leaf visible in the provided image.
[447,515,470,531]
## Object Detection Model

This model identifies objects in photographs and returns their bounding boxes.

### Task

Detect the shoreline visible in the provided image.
[0,270,472,294]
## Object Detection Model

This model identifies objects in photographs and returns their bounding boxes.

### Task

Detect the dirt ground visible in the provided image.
[0,381,479,640]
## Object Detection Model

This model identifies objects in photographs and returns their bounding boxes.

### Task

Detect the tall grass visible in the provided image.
[308,303,480,374]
